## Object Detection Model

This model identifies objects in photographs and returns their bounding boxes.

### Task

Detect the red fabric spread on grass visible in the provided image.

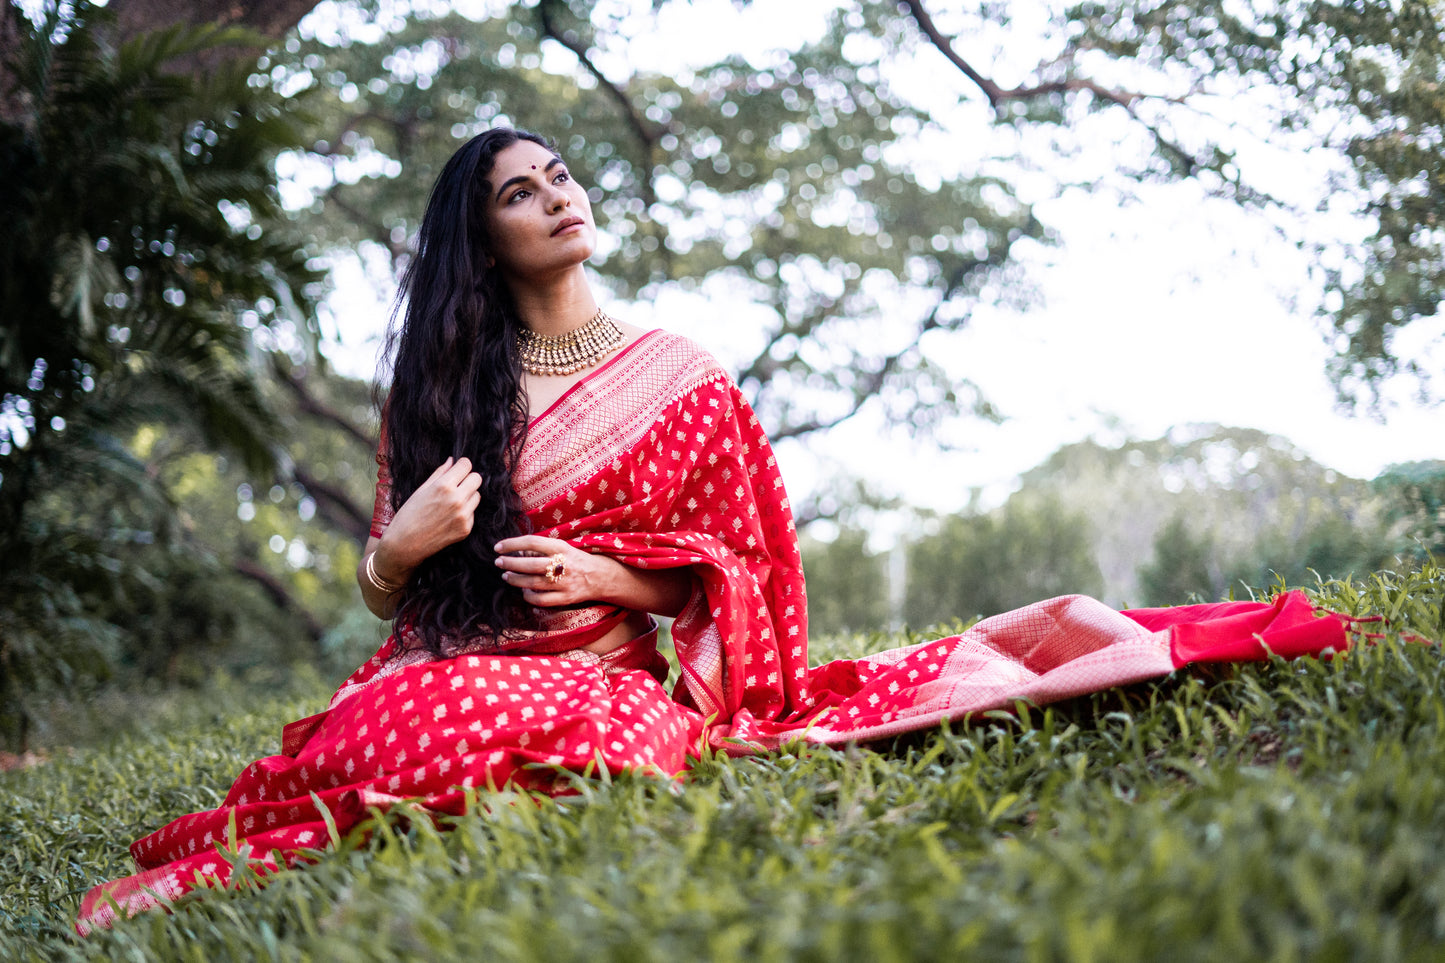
[1123,592,1349,664]
[76,331,1350,932]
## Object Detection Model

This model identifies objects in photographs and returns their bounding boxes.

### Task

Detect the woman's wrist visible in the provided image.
[595,554,634,607]
[599,555,692,616]
[369,543,415,591]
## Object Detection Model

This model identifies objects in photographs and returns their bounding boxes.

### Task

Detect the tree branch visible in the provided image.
[103,0,325,77]
[735,324,793,390]
[768,247,982,442]
[767,335,918,442]
[536,0,661,151]
[899,0,1004,107]
[276,367,375,450]
[112,0,321,49]
[899,0,1197,173]
[0,2,29,128]
[768,261,976,443]
[291,465,371,542]
[232,556,325,641]
[736,287,848,390]
[323,183,409,263]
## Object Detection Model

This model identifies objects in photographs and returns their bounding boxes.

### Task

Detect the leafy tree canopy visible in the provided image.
[0,4,336,748]
[269,0,1442,422]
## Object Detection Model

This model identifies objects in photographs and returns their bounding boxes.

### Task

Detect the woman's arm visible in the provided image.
[493,534,695,617]
[357,456,484,619]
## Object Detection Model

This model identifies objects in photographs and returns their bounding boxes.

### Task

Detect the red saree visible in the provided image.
[77,330,1349,931]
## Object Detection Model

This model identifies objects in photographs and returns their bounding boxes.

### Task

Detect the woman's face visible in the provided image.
[483,140,597,284]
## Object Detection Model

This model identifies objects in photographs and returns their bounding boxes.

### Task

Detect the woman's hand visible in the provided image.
[494,535,619,608]
[359,457,483,619]
[375,457,483,576]
[494,534,694,616]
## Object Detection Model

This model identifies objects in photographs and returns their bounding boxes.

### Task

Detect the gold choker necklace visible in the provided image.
[516,309,625,376]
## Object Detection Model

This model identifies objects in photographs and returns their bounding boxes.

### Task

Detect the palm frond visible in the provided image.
[1,4,326,736]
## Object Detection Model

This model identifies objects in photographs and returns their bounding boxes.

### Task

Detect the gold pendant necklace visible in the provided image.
[516,309,625,377]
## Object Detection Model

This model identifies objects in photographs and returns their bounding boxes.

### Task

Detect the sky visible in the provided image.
[312,0,1444,523]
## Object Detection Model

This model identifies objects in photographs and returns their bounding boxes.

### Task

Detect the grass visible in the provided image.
[1,564,1442,961]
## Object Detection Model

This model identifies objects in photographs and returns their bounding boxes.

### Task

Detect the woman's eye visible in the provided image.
[507,189,530,204]
[553,171,570,184]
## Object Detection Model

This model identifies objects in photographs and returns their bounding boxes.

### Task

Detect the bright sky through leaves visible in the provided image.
[308,0,1443,519]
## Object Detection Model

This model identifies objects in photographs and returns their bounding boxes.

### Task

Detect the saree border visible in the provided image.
[514,330,727,509]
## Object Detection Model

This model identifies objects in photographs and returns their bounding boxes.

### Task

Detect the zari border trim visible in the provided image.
[514,330,729,508]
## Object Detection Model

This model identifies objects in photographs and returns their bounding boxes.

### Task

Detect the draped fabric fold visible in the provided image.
[77,331,1349,932]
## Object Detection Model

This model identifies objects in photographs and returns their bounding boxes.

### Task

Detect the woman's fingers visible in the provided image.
[520,587,567,606]
[499,554,564,577]
[495,554,547,577]
[491,539,614,609]
[513,577,578,606]
[422,456,473,489]
[422,458,481,513]
[494,534,564,556]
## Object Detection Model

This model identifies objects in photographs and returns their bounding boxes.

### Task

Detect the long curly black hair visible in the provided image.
[379,127,556,654]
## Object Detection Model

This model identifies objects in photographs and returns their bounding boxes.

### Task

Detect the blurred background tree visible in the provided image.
[265,0,1444,414]
[803,426,1425,631]
[1136,514,1222,607]
[904,491,1106,626]
[1016,426,1399,605]
[1374,460,1445,566]
[1,0,1439,747]
[799,527,890,637]
[0,4,372,748]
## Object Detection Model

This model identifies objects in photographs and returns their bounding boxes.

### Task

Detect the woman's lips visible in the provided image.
[551,217,586,236]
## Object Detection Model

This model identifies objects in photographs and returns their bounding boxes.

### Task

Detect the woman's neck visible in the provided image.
[507,267,598,337]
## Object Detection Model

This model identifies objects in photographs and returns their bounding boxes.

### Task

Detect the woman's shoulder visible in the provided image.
[620,327,733,391]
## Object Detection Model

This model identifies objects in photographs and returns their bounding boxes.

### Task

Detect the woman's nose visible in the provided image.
[544,185,569,211]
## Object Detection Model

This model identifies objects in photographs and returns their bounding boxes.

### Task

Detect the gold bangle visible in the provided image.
[365,552,406,594]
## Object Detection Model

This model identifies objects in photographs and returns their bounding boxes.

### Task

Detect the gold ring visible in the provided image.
[543,553,567,584]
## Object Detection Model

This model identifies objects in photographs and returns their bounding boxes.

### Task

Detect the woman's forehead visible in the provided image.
[491,140,560,175]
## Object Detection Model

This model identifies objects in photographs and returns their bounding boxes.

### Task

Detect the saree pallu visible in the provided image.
[77,331,1349,931]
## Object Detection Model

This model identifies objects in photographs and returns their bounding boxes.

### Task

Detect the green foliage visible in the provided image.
[808,427,1414,623]
[1140,503,1397,607]
[279,0,1036,441]
[1018,425,1399,605]
[799,527,890,636]
[1375,460,1445,564]
[0,563,1441,960]
[905,492,1105,626]
[280,0,1445,413]
[0,4,332,749]
[1065,0,1445,407]
[1137,513,1221,605]
[0,6,321,477]
[1236,509,1397,594]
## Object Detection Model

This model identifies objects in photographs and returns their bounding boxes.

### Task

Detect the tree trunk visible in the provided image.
[0,0,325,122]
[0,3,28,126]
[109,0,324,43]
[110,0,325,75]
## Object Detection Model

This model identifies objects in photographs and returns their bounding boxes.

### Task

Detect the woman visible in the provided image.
[77,128,1348,931]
